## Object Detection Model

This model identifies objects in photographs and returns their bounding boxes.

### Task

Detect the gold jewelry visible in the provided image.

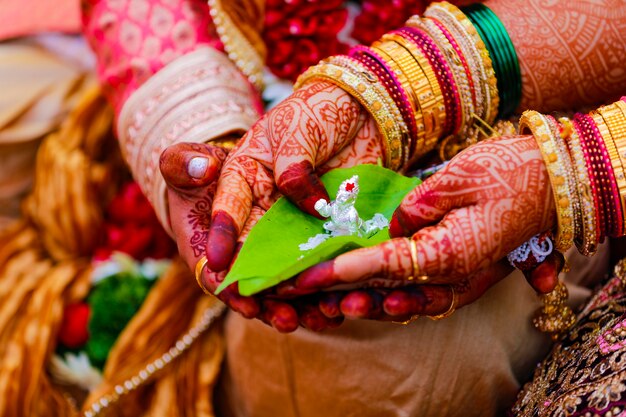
[409,15,470,136]
[532,280,575,340]
[559,117,597,256]
[549,116,582,248]
[370,42,426,154]
[428,286,457,320]
[195,256,210,294]
[379,33,447,153]
[519,111,575,252]
[295,60,406,170]
[392,314,420,325]
[407,238,429,282]
[426,2,498,124]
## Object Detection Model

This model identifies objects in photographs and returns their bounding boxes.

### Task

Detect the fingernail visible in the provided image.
[206,211,238,272]
[188,157,209,179]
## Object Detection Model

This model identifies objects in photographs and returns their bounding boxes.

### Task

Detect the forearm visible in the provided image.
[487,0,626,112]
[295,0,625,170]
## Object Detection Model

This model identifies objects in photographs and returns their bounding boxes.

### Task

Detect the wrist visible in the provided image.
[117,47,261,234]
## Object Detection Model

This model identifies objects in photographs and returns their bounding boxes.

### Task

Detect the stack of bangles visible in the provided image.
[506,97,626,336]
[294,1,521,171]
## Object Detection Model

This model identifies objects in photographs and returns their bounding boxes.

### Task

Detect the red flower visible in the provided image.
[351,0,427,45]
[96,182,177,261]
[59,302,91,349]
[263,0,349,82]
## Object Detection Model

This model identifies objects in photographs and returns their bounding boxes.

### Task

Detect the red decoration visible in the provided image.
[59,302,91,348]
[345,182,355,192]
[351,0,426,45]
[95,182,176,261]
[263,0,349,82]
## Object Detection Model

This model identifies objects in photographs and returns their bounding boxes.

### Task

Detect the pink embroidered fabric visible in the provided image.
[82,0,223,113]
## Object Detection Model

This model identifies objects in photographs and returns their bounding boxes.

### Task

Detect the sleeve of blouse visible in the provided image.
[81,0,263,233]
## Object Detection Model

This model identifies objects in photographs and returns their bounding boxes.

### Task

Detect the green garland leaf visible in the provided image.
[86,271,155,369]
[217,165,420,296]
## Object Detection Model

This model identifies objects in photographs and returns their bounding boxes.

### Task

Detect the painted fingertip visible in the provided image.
[265,302,299,333]
[206,211,238,272]
[389,208,412,237]
[528,259,559,294]
[299,304,333,332]
[223,290,260,318]
[296,260,335,289]
[383,288,426,316]
[319,292,344,318]
[340,291,374,319]
[277,161,329,218]
[275,282,316,297]
[188,156,209,179]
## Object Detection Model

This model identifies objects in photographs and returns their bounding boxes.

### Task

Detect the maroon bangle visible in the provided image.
[394,26,460,136]
[573,114,603,246]
[349,45,418,159]
[578,113,612,240]
[576,113,622,238]
[589,112,625,237]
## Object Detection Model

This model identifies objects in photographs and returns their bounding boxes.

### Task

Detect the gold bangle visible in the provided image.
[380,33,447,152]
[428,286,457,320]
[295,60,405,170]
[592,109,626,234]
[369,44,420,161]
[427,2,498,124]
[370,43,425,152]
[328,55,410,168]
[409,15,471,136]
[195,256,210,294]
[519,111,575,252]
[559,117,597,256]
[550,116,582,247]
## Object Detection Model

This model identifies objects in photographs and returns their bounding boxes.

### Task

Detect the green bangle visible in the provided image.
[461,3,522,118]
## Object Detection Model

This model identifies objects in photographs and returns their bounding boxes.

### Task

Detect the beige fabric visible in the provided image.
[219,244,610,417]
[0,38,90,231]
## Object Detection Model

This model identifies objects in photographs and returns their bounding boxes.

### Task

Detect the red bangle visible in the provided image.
[428,18,477,115]
[577,113,622,238]
[572,115,602,248]
[349,46,417,160]
[395,27,460,136]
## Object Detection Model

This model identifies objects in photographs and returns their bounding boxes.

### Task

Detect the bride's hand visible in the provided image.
[279,135,562,319]
[204,82,383,272]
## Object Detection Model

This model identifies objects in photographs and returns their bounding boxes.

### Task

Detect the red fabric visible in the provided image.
[81,0,222,114]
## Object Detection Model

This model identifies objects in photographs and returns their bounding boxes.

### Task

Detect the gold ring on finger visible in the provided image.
[428,286,457,321]
[392,314,420,325]
[195,256,211,294]
[408,238,429,283]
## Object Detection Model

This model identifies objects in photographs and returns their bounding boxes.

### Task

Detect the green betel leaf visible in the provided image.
[216,164,421,296]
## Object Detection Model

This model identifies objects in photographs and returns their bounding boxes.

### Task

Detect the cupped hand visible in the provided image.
[205,81,384,272]
[279,135,561,319]
[160,142,348,332]
[161,143,341,332]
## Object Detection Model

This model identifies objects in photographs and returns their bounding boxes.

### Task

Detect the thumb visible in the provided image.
[160,142,227,192]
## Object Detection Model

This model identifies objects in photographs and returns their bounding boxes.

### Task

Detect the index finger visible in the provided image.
[271,82,370,215]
